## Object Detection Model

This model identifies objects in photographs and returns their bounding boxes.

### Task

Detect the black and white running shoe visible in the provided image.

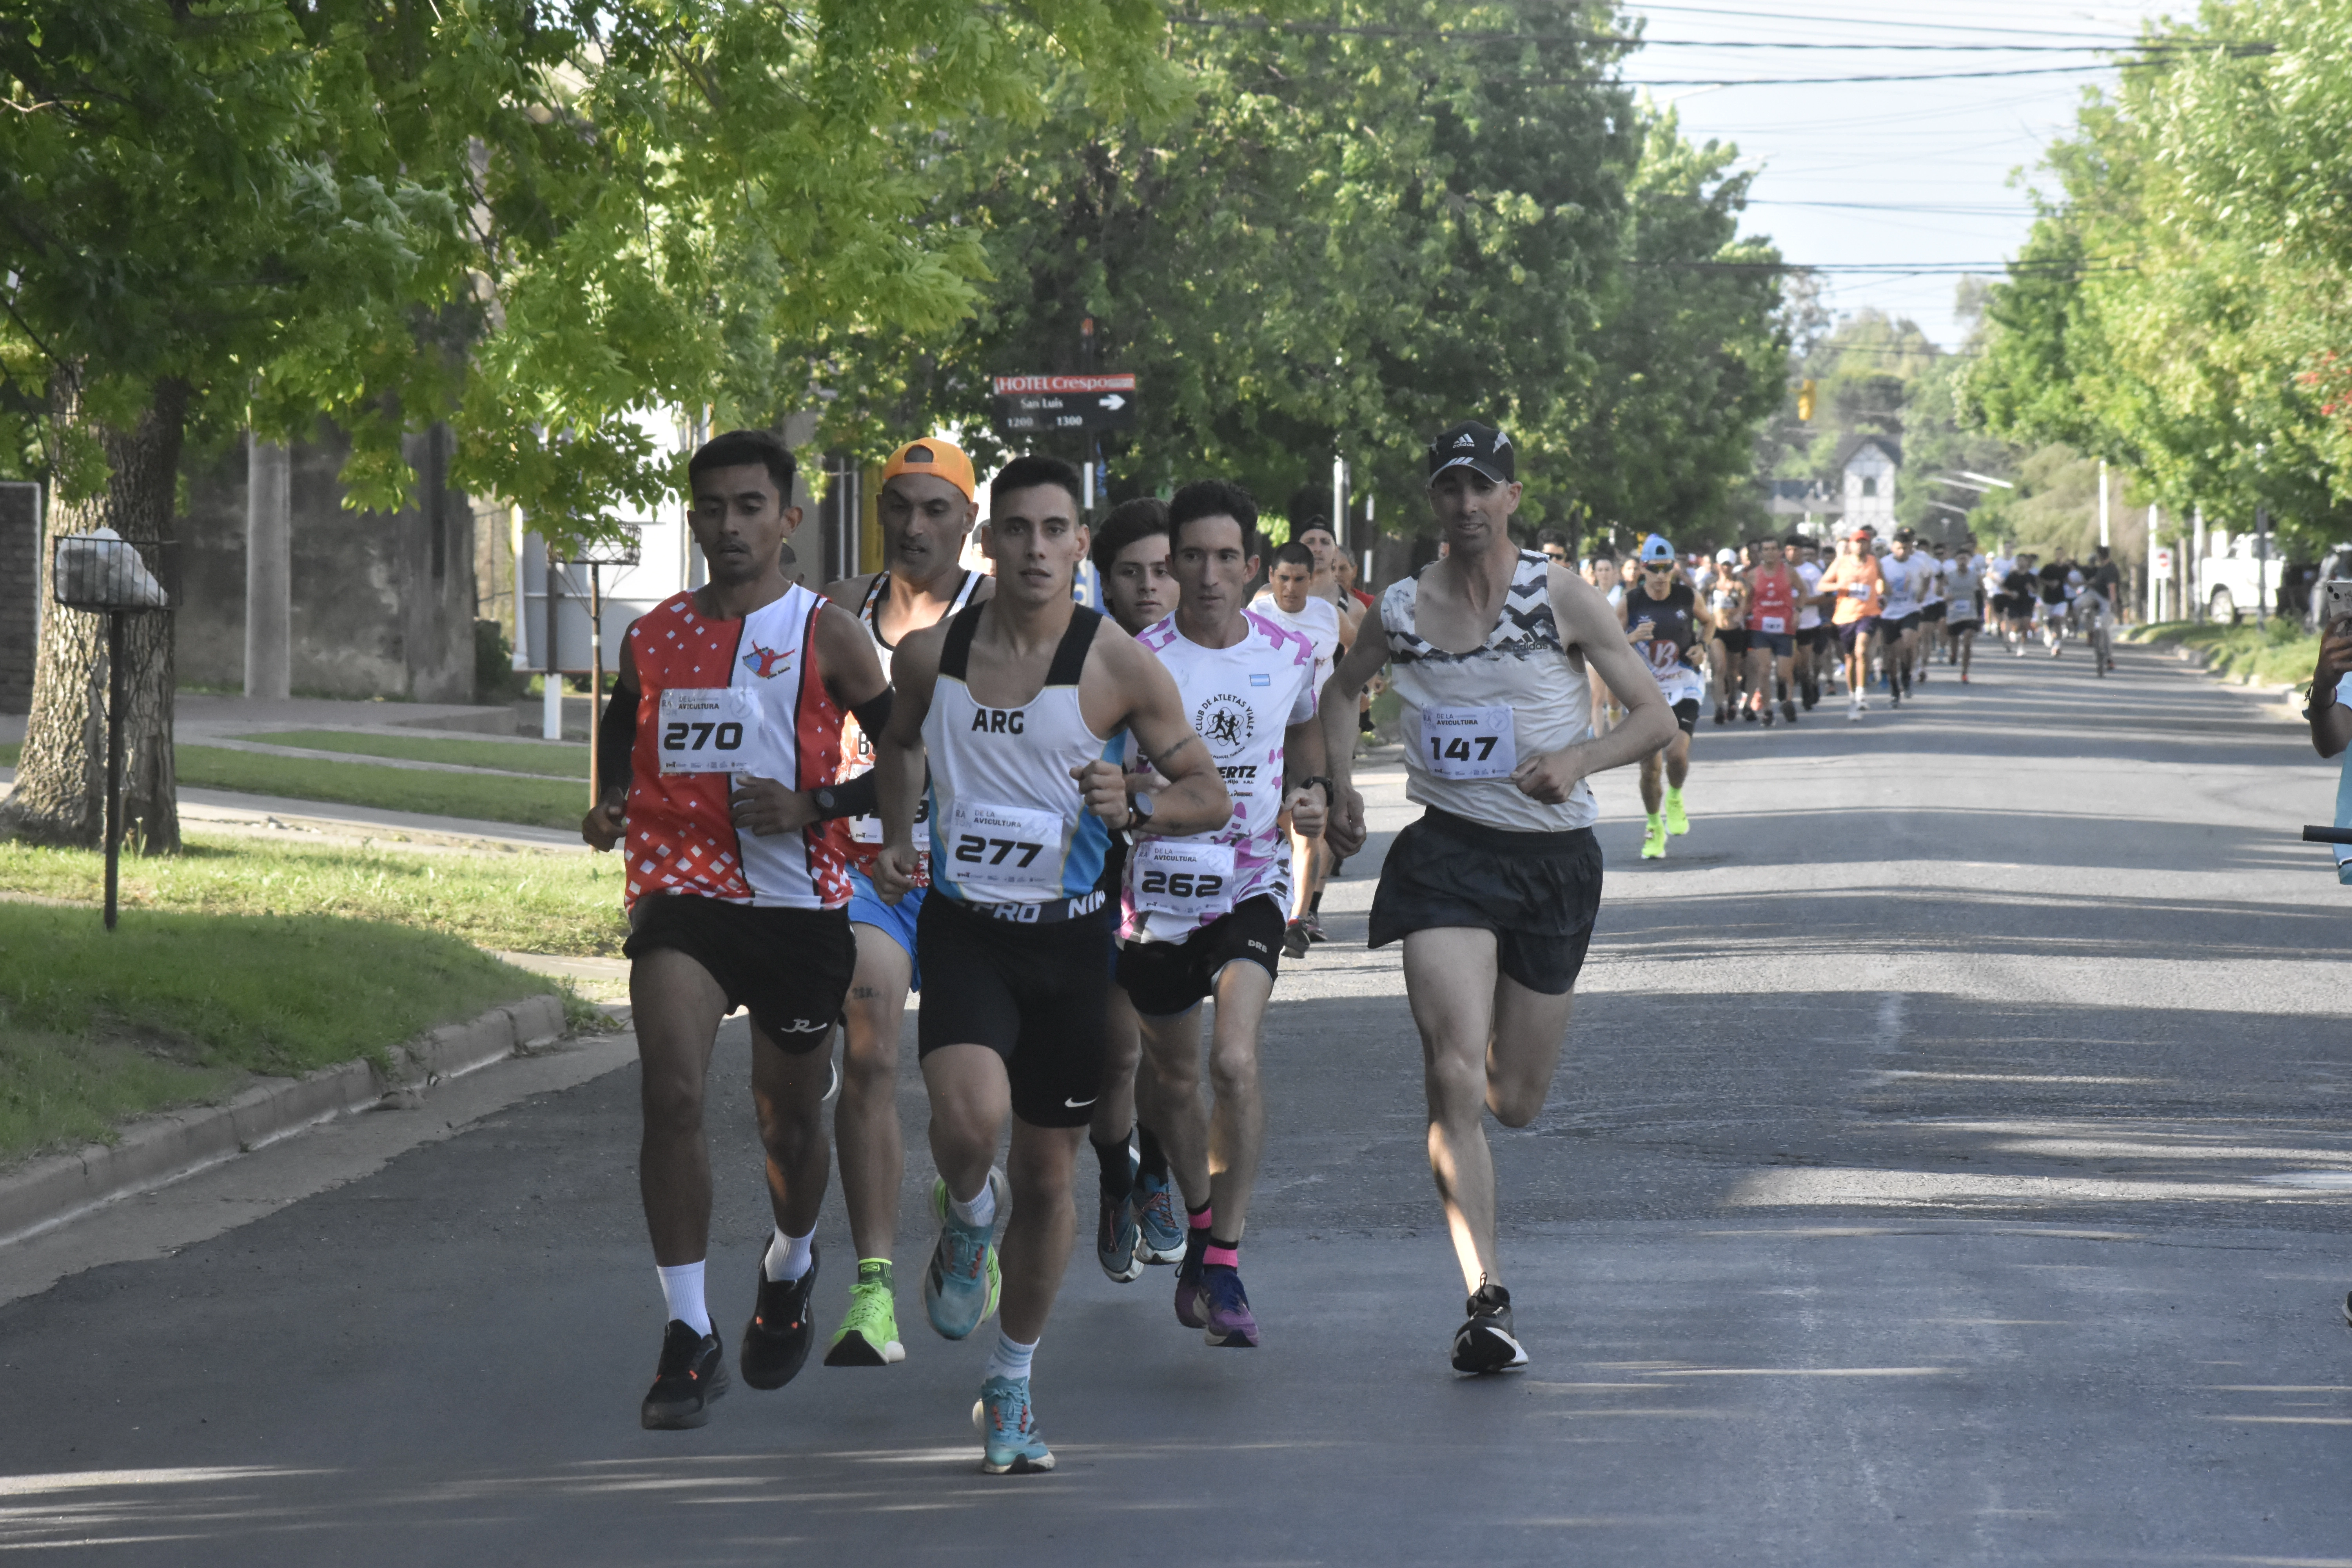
[642,1319,729,1429]
[740,1247,820,1390]
[1450,1282,1528,1374]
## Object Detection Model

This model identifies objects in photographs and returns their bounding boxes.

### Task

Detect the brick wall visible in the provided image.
[0,482,38,714]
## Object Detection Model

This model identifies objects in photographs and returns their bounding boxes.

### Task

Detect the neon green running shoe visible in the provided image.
[1663,789,1689,836]
[825,1274,906,1367]
[1641,816,1667,860]
[923,1170,1005,1341]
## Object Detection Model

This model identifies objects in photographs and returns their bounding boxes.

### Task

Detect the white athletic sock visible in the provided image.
[657,1260,711,1336]
[949,1179,998,1231]
[984,1330,1037,1384]
[764,1224,815,1283]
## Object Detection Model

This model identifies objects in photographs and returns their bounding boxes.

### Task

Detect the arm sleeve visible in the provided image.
[813,771,878,820]
[596,684,638,798]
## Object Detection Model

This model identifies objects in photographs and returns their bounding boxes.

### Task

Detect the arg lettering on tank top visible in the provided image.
[658,688,758,774]
[1419,704,1517,780]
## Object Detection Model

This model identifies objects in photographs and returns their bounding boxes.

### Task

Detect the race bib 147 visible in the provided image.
[1419,704,1517,780]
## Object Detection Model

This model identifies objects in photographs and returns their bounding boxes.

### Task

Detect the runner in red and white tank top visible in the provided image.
[622,586,854,908]
[1741,535,1802,726]
[579,429,890,1433]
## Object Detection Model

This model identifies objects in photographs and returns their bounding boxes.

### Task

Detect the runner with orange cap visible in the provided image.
[812,436,993,1368]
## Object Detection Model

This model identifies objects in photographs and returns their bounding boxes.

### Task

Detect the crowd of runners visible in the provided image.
[1557,525,2127,860]
[577,416,2124,1474]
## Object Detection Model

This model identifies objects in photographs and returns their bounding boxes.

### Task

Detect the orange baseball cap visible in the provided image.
[881,437,975,501]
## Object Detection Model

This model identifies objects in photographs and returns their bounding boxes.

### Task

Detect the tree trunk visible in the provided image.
[0,379,187,853]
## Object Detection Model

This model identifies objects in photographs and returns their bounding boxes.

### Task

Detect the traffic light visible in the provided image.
[1797,379,1816,423]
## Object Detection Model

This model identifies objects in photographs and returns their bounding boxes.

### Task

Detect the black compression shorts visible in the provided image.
[1116,895,1285,1017]
[623,896,855,1051]
[916,891,1113,1128]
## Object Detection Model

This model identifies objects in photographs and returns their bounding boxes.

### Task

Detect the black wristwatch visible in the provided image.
[812,785,842,816]
[1125,788,1156,827]
[1294,775,1333,802]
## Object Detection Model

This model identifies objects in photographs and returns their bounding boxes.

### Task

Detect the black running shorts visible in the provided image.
[1368,809,1604,996]
[1836,615,1880,651]
[1922,602,1947,622]
[623,895,855,1052]
[916,891,1113,1128]
[1670,698,1700,736]
[1947,614,1982,633]
[1116,895,1285,1016]
[1714,627,1750,657]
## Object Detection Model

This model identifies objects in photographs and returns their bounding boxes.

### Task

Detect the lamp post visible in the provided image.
[51,529,170,930]
[569,526,642,807]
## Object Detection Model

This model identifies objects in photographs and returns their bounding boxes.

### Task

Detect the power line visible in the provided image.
[1623,4,2181,42]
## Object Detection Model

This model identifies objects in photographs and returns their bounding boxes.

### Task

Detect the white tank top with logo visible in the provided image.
[1122,610,1319,942]
[1381,550,1597,835]
[922,602,1122,911]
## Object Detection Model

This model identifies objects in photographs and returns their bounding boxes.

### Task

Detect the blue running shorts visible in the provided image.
[845,864,924,992]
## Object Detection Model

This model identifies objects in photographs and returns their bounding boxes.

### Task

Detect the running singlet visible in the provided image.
[834,570,984,871]
[1879,555,1929,617]
[621,587,851,911]
[1625,583,1704,704]
[922,602,1123,911]
[1820,555,1884,623]
[1795,560,1825,630]
[1249,592,1343,689]
[1920,561,1946,608]
[1945,554,1986,610]
[1121,610,1319,942]
[1381,550,1596,834]
[1745,567,1798,635]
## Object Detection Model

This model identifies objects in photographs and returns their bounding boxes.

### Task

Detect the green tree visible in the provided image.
[1963,0,2352,556]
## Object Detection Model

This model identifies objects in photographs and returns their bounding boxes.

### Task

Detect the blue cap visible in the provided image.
[1639,534,1674,564]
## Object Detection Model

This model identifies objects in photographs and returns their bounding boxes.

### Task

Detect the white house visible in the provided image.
[1835,433,1900,535]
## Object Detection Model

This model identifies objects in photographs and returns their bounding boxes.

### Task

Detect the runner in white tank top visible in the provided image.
[810,436,991,1371]
[1117,483,1329,1351]
[866,456,1231,1476]
[1320,419,1676,1379]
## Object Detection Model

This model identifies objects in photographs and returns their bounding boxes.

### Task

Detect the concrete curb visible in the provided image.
[0,993,566,1249]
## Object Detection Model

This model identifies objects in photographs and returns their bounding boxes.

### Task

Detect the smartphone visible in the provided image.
[2324,579,2352,630]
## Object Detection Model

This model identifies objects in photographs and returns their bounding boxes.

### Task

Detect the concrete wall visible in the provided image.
[176,424,478,701]
[0,483,37,714]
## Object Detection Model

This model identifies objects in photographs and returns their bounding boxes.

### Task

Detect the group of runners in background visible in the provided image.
[1548,524,2126,860]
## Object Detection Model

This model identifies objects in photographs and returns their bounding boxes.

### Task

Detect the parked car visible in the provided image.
[2198,533,2283,623]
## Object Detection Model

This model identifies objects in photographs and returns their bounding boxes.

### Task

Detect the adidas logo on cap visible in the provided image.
[1453,432,1475,447]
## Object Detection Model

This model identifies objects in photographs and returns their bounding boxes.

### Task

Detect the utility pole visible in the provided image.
[243,435,291,702]
[2145,503,2160,624]
[1080,316,1098,518]
[2192,505,2208,620]
[2256,505,2270,625]
[2097,459,2110,550]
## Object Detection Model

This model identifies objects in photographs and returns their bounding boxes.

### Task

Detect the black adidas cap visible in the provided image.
[1426,419,1515,484]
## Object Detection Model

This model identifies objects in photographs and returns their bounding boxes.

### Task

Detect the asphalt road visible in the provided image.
[5,640,2350,1564]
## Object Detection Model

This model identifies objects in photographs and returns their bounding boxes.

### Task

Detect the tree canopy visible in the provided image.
[1962,0,2352,554]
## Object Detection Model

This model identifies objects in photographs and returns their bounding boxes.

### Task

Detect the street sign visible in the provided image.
[991,373,1137,433]
[2153,546,2174,575]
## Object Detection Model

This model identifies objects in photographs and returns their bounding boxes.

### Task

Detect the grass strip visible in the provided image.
[175,744,587,829]
[236,729,589,779]
[0,831,630,957]
[2128,619,2320,688]
[0,903,556,1162]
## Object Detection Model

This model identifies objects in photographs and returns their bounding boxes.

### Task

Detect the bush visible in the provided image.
[475,618,530,702]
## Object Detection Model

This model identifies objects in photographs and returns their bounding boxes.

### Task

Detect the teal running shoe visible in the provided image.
[922,1169,1005,1341]
[1134,1171,1185,1265]
[973,1375,1054,1474]
[1096,1147,1143,1285]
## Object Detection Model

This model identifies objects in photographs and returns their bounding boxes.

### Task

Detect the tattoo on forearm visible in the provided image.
[1147,735,1200,769]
